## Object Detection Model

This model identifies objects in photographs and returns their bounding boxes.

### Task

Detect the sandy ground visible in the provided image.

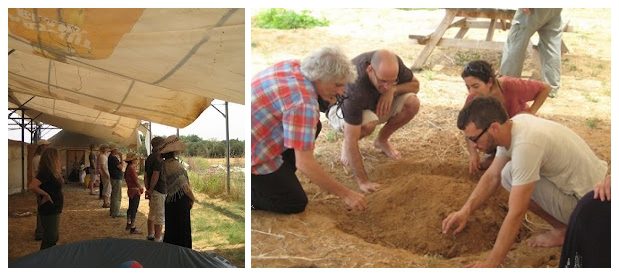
[7,182,245,267]
[250,8,611,267]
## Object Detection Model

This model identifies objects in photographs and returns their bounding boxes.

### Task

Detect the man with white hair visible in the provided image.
[251,46,367,214]
[327,49,420,193]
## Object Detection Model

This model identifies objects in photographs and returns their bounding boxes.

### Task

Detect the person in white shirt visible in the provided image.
[98,144,112,208]
[442,96,607,267]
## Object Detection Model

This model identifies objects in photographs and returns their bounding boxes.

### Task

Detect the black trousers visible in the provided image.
[163,195,192,248]
[251,121,322,214]
[35,195,43,239]
[40,213,59,250]
[127,195,140,223]
[560,191,610,267]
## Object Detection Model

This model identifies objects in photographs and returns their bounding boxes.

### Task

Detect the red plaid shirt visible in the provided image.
[251,60,320,174]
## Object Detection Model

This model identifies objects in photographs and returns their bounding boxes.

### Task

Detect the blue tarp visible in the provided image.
[9,238,235,268]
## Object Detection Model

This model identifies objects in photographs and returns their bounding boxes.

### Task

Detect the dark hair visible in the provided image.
[38,147,61,182]
[151,136,165,150]
[161,151,176,160]
[457,96,508,131]
[461,60,495,84]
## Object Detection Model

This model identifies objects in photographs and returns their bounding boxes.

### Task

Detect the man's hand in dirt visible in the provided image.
[342,190,367,211]
[442,209,469,235]
[358,180,380,193]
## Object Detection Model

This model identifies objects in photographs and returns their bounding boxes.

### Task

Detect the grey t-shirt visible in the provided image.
[339,51,414,125]
[497,114,607,198]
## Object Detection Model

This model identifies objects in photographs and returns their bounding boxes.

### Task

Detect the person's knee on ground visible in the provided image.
[252,188,308,214]
[276,195,308,214]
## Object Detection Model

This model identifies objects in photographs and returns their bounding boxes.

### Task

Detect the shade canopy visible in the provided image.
[8,8,245,145]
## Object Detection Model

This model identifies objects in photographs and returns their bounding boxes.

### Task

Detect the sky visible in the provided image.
[150,100,245,141]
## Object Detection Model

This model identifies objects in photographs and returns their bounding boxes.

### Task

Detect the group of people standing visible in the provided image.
[251,8,609,268]
[28,135,196,250]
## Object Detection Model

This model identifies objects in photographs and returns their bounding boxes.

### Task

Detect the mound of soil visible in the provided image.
[338,162,522,258]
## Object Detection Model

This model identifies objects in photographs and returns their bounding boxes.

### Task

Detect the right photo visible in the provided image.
[250,8,611,268]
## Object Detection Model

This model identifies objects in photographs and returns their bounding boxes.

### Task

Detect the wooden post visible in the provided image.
[411,9,458,70]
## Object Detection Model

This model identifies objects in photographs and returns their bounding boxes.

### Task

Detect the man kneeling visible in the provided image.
[442,96,607,267]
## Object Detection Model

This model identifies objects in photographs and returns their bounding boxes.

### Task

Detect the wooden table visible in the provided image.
[409,8,568,70]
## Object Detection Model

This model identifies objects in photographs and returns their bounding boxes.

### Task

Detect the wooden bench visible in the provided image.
[409,8,569,70]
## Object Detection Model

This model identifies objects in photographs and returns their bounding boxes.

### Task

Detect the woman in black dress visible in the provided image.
[159,136,196,248]
[29,147,64,250]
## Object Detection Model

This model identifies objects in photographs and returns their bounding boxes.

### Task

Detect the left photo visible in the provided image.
[7,8,245,267]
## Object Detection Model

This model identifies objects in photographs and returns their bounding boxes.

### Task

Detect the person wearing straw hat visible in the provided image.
[145,136,166,242]
[124,152,144,234]
[159,135,196,248]
[32,139,50,241]
[251,46,367,214]
[98,144,112,208]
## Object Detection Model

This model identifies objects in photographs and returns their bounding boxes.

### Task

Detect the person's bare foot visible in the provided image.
[340,146,350,166]
[373,139,401,160]
[358,181,380,193]
[526,228,566,247]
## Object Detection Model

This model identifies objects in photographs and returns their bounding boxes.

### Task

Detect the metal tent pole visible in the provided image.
[211,101,231,195]
[21,110,25,193]
[225,101,230,194]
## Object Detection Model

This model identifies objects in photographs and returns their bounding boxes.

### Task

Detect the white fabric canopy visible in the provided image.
[8,8,244,145]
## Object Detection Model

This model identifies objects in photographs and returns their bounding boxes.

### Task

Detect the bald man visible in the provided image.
[327,49,420,193]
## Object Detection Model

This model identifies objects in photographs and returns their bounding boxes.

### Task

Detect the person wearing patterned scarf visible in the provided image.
[158,135,196,248]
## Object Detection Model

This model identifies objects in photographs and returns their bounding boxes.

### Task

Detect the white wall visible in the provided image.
[8,140,29,195]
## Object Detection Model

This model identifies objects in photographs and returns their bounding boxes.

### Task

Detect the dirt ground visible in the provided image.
[7,182,244,267]
[250,9,611,267]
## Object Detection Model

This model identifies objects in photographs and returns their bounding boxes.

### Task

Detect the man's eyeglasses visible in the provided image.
[468,125,490,143]
[372,70,398,86]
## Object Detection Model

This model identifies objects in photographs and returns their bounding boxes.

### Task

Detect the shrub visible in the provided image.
[254,9,329,29]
